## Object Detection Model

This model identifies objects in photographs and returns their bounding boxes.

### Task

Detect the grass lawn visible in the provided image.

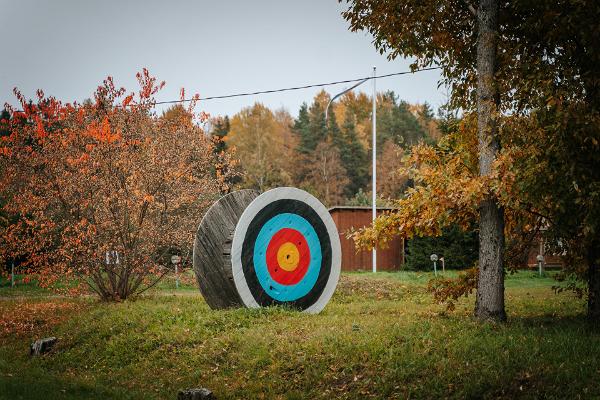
[0,270,598,399]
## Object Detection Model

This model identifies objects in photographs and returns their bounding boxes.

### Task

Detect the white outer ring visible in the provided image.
[231,187,341,314]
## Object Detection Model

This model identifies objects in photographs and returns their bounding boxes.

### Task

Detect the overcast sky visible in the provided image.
[1,0,445,118]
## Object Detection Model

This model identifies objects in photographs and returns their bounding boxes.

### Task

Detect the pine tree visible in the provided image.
[327,109,343,149]
[211,115,230,154]
[377,91,428,150]
[340,113,369,198]
[307,100,328,150]
[0,109,10,137]
[293,103,312,155]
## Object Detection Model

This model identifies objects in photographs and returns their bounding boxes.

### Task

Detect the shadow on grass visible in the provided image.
[0,371,142,400]
[508,312,600,333]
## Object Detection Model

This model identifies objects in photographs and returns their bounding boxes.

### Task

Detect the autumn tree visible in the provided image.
[0,109,11,275]
[343,0,600,322]
[377,140,408,199]
[0,69,238,300]
[304,141,349,207]
[416,102,441,142]
[202,115,242,193]
[273,108,299,185]
[228,103,294,191]
[343,0,504,320]
[499,108,600,322]
[335,91,372,149]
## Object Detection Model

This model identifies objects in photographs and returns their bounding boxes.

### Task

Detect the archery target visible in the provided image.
[231,187,341,313]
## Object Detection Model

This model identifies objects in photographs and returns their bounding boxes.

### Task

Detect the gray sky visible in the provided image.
[1,0,445,118]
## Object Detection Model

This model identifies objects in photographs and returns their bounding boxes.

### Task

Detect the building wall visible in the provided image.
[329,208,404,271]
[525,237,564,268]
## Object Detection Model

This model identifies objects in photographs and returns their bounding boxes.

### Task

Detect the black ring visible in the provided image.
[241,199,332,309]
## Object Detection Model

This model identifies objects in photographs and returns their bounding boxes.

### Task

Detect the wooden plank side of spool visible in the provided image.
[193,189,259,309]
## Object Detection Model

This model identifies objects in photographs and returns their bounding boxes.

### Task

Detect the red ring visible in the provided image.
[265,228,310,285]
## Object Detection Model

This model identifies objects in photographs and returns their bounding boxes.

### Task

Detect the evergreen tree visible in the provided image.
[327,110,343,147]
[405,225,479,271]
[419,102,435,122]
[292,103,312,155]
[307,100,328,150]
[377,91,428,150]
[340,113,369,198]
[211,115,230,154]
[0,109,10,137]
[211,115,241,192]
[294,97,334,188]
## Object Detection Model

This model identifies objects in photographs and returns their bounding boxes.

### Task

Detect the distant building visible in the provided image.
[526,236,564,268]
[329,206,404,271]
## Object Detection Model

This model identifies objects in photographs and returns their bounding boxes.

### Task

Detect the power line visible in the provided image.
[8,67,440,112]
[149,66,440,106]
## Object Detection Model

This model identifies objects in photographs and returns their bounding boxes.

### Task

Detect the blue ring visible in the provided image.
[253,213,322,302]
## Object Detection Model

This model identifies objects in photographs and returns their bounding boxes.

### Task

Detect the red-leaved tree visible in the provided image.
[0,69,239,300]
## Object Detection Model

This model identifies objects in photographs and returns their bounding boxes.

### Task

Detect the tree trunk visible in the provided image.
[474,0,506,321]
[588,245,600,325]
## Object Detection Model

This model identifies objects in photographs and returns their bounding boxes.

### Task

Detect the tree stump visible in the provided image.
[30,337,57,356]
[193,187,341,313]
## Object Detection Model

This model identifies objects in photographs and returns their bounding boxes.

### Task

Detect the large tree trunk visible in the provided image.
[588,245,600,324]
[474,0,506,321]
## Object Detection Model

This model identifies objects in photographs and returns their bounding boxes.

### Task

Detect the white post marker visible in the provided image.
[171,255,182,289]
[372,66,377,273]
[536,254,544,277]
[430,254,438,276]
[11,260,15,288]
[105,250,119,265]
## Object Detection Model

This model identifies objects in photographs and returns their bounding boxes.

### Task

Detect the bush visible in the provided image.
[405,225,478,271]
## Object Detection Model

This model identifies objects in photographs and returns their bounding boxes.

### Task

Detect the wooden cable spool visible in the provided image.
[193,187,341,313]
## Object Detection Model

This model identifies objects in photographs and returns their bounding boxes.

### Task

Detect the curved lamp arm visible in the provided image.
[324,78,370,121]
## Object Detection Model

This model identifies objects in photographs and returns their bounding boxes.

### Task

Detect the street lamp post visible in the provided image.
[371,66,377,273]
[325,68,377,272]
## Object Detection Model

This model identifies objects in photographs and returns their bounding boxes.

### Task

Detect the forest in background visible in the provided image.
[201,90,474,271]
[208,89,441,207]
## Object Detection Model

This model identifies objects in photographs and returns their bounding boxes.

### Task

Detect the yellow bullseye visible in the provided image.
[277,242,300,272]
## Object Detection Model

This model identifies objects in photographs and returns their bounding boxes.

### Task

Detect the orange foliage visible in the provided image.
[350,113,548,309]
[351,113,540,256]
[0,70,239,300]
[0,301,81,337]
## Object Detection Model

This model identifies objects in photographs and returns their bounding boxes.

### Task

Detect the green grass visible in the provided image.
[0,274,54,298]
[1,271,598,399]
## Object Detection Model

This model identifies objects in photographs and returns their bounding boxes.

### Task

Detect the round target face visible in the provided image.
[231,187,341,313]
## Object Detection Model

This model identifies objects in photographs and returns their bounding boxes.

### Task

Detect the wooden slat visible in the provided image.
[193,189,259,309]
